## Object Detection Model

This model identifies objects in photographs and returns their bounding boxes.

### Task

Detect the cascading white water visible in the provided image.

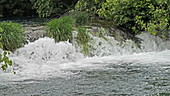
[89,32,170,56]
[0,31,170,82]
[0,37,84,81]
[137,32,170,52]
[14,37,83,62]
[89,34,140,56]
[0,31,170,96]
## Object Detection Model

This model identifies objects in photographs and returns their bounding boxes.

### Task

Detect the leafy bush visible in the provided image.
[0,22,25,52]
[0,0,77,17]
[31,0,78,17]
[97,0,170,37]
[31,0,52,17]
[0,51,12,71]
[75,12,89,25]
[75,0,104,13]
[77,27,90,54]
[74,0,104,21]
[0,0,36,17]
[76,0,170,37]
[46,16,73,42]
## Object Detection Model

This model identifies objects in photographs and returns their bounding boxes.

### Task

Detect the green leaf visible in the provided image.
[8,60,12,66]
[1,65,6,71]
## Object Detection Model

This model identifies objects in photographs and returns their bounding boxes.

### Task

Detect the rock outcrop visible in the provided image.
[24,26,46,42]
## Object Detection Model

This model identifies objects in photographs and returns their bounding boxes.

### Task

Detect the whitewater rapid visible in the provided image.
[0,32,170,84]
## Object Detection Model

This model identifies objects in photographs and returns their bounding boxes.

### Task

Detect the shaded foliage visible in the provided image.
[96,0,170,37]
[0,0,37,17]
[74,12,89,25]
[30,0,79,17]
[76,0,170,37]
[0,0,79,18]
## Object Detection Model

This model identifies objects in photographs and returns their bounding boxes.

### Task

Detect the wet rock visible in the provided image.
[85,24,142,49]
[108,26,142,48]
[24,26,46,42]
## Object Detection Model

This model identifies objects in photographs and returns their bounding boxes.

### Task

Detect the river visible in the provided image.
[0,33,170,96]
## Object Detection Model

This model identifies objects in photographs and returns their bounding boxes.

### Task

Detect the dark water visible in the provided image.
[0,61,170,96]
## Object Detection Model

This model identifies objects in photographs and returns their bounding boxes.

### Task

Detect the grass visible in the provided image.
[77,26,90,55]
[46,16,73,42]
[0,22,25,52]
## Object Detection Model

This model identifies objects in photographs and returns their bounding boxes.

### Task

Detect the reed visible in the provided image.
[46,16,73,42]
[0,22,25,51]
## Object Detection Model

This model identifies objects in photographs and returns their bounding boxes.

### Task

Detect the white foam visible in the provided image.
[0,33,170,83]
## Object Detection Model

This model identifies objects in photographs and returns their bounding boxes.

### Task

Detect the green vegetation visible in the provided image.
[0,22,25,52]
[1,0,170,71]
[74,0,170,37]
[3,0,169,38]
[30,0,52,17]
[1,0,170,57]
[0,0,78,18]
[46,16,73,42]
[0,51,12,71]
[96,0,170,37]
[32,0,78,17]
[77,27,90,55]
[0,0,36,17]
[74,0,103,14]
[46,14,91,54]
[1,0,169,38]
[77,27,89,44]
[0,27,3,48]
[74,12,89,25]
[0,27,13,71]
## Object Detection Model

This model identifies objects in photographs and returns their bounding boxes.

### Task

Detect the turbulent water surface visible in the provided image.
[0,33,170,96]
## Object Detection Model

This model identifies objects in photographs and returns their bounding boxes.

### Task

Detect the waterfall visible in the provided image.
[0,29,170,82]
[136,32,170,52]
[14,37,84,62]
[88,32,170,56]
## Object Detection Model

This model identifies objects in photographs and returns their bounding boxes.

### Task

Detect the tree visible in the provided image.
[0,0,78,18]
[96,0,170,37]
[31,0,79,17]
[0,0,36,17]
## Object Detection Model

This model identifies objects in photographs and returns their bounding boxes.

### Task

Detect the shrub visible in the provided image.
[46,16,73,42]
[76,0,170,37]
[74,0,104,22]
[0,22,25,52]
[97,0,170,37]
[0,51,12,71]
[77,26,90,54]
[75,12,89,25]
[75,0,104,13]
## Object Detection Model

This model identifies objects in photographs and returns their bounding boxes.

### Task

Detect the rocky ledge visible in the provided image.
[24,26,46,42]
[23,24,140,44]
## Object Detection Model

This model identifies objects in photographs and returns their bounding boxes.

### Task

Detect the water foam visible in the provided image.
[0,37,84,82]
[137,32,170,52]
[89,32,170,56]
[0,32,170,82]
